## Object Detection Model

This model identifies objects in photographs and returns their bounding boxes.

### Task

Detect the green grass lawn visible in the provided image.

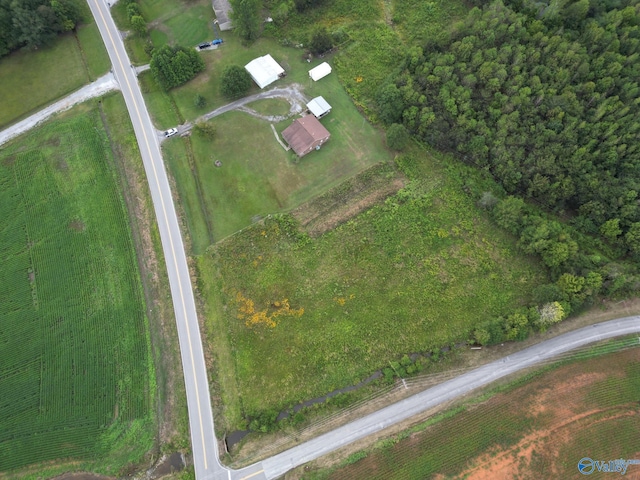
[160,35,306,124]
[163,66,391,252]
[0,104,155,476]
[139,70,184,127]
[76,23,111,80]
[0,22,110,129]
[202,146,547,428]
[0,36,85,129]
[305,341,640,480]
[246,98,292,117]
[113,0,214,64]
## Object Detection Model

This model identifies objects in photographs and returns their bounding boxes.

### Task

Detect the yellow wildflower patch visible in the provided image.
[235,292,304,328]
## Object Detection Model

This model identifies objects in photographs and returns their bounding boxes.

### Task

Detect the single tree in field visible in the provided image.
[386,123,410,151]
[194,94,207,109]
[229,0,261,42]
[376,84,404,125]
[536,302,565,330]
[309,26,332,55]
[195,121,216,139]
[130,15,147,35]
[220,65,252,98]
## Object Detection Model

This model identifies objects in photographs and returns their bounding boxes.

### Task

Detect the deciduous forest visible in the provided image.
[0,0,82,57]
[381,0,640,252]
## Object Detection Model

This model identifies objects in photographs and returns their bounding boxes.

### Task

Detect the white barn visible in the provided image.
[309,62,332,81]
[245,54,285,89]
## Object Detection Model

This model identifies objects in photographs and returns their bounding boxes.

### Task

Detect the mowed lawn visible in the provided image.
[164,69,391,250]
[0,105,155,475]
[0,23,109,129]
[203,151,547,426]
[312,342,640,480]
[112,0,214,65]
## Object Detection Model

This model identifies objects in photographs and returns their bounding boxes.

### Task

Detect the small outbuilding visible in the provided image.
[309,62,332,81]
[245,54,285,89]
[282,115,330,157]
[306,96,331,118]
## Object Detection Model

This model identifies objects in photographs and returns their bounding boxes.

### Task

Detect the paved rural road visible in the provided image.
[256,316,640,478]
[85,2,229,479]
[85,4,640,479]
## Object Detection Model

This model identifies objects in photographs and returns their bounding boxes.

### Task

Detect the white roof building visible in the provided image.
[245,54,285,89]
[309,62,332,81]
[307,96,331,118]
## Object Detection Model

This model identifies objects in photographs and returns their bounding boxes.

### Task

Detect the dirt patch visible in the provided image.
[288,344,640,479]
[56,159,69,172]
[312,179,404,236]
[45,136,61,148]
[457,407,639,480]
[291,162,406,237]
[454,359,635,480]
[147,452,185,479]
[51,473,114,480]
[2,155,17,167]
[69,219,85,231]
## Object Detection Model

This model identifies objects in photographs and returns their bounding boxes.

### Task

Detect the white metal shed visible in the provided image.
[245,54,285,89]
[309,62,332,81]
[307,96,331,118]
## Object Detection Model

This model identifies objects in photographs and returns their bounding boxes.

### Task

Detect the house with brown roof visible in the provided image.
[281,115,330,157]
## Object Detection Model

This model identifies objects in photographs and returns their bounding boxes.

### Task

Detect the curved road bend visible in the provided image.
[85,3,640,478]
[261,316,640,478]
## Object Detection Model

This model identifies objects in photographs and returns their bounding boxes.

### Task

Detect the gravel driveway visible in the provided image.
[0,73,119,147]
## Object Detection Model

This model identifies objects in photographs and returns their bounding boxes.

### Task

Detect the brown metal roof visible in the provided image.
[281,116,330,156]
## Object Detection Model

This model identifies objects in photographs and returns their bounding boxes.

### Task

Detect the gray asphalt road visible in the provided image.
[86,2,224,478]
[260,316,640,479]
[85,4,640,480]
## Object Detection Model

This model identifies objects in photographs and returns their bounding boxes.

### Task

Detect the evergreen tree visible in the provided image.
[220,65,252,98]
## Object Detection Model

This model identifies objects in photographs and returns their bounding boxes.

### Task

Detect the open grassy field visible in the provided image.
[301,339,640,480]
[392,0,469,45]
[112,0,215,64]
[99,93,191,455]
[0,104,155,475]
[201,146,547,430]
[163,59,391,252]
[0,22,109,129]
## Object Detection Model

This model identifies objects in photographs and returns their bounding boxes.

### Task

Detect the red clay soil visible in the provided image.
[454,353,640,480]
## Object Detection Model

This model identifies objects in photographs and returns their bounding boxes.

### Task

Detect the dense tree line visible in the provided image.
[380,0,640,249]
[150,45,205,90]
[0,0,82,57]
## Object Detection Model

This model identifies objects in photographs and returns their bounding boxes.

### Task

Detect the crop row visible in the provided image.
[0,112,152,472]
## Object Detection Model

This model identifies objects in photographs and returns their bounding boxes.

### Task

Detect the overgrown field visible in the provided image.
[202,151,546,430]
[0,106,155,474]
[303,340,640,479]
